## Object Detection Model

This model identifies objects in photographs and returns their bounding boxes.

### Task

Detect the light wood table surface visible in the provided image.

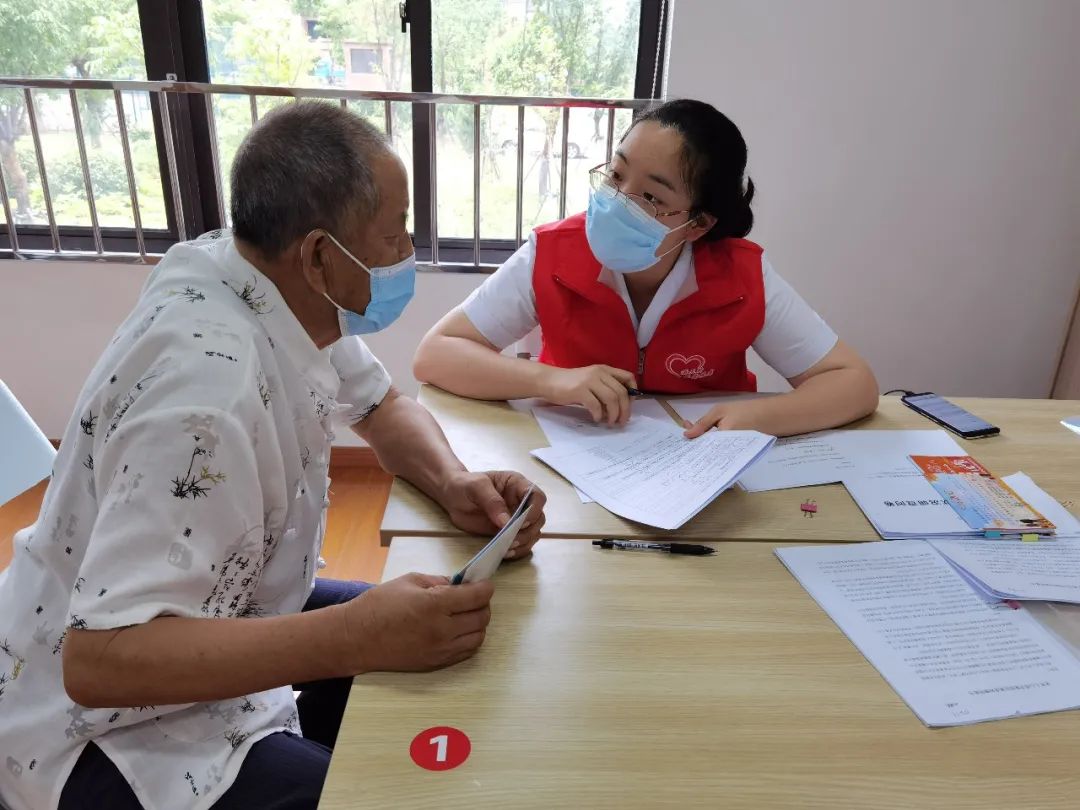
[321,537,1080,809]
[381,390,1080,543]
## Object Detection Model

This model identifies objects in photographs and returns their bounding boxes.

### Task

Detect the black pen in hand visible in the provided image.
[593,539,716,556]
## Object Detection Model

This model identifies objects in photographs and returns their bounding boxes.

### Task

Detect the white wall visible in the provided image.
[0,259,483,444]
[8,0,1080,442]
[666,0,1080,398]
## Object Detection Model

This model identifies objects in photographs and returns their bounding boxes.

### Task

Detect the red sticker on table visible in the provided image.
[409,726,471,771]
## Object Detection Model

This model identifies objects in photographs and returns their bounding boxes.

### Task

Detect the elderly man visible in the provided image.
[0,102,545,810]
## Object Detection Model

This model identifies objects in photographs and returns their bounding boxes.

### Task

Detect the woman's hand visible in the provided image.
[538,364,638,424]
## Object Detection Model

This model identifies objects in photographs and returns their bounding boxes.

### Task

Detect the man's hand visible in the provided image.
[683,400,760,438]
[539,364,637,424]
[341,573,495,673]
[438,471,547,559]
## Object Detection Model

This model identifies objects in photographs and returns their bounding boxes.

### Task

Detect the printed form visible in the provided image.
[777,540,1080,726]
[529,403,677,504]
[532,427,774,530]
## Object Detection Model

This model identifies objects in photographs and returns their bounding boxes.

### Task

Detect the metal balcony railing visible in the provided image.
[0,77,650,267]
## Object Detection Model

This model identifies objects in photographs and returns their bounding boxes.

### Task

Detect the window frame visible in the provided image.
[0,0,669,270]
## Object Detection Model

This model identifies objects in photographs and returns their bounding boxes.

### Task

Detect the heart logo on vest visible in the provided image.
[665,353,715,380]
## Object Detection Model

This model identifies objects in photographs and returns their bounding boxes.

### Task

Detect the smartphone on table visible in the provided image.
[900,392,1000,439]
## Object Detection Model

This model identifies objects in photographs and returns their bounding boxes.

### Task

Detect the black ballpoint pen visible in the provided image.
[593,539,716,556]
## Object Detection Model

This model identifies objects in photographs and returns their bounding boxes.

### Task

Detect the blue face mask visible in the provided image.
[584,184,693,274]
[320,231,416,336]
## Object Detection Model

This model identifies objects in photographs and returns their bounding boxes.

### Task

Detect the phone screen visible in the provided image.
[904,393,996,435]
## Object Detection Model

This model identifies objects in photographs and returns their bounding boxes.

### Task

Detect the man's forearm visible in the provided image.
[64,605,353,708]
[356,391,466,504]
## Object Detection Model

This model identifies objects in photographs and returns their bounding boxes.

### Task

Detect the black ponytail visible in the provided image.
[630,99,754,240]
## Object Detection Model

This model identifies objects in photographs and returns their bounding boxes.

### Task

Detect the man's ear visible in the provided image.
[299,229,332,295]
[685,212,717,243]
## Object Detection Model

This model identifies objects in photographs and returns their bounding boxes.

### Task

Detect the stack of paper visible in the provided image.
[718,426,1065,542]
[931,537,1080,605]
[529,404,678,504]
[668,395,869,494]
[531,423,775,530]
[682,427,966,496]
[777,539,1080,727]
[925,472,1080,604]
[838,430,985,539]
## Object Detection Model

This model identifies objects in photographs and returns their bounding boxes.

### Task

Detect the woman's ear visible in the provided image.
[685,212,717,243]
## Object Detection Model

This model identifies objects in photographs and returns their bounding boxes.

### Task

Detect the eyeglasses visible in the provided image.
[587,162,692,221]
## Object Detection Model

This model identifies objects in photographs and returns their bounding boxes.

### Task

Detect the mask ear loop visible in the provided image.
[300,229,345,312]
[653,215,699,262]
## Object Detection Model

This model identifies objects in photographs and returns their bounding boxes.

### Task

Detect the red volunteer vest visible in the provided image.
[532,213,766,394]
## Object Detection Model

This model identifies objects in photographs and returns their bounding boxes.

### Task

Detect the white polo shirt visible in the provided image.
[0,232,389,810]
[463,235,838,381]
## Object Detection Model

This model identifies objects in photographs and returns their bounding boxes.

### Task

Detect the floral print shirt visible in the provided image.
[0,231,390,810]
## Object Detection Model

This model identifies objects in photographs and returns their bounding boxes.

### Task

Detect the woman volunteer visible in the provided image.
[414,99,878,437]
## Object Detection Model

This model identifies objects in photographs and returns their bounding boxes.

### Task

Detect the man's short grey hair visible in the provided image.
[230,101,392,257]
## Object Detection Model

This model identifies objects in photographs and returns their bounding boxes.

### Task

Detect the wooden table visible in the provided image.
[321,537,1080,809]
[381,389,1080,543]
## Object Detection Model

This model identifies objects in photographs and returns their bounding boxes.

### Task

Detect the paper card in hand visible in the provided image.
[452,486,536,585]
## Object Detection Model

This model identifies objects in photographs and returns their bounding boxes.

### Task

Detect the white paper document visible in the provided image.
[777,540,1080,726]
[735,431,853,492]
[929,536,1080,605]
[924,475,1080,603]
[531,405,674,446]
[840,430,973,539]
[940,557,1007,605]
[530,406,676,504]
[731,427,965,495]
[844,471,974,539]
[841,429,966,473]
[531,427,775,530]
[1,380,56,506]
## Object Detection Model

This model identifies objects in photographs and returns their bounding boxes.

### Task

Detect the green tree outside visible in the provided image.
[1,0,640,243]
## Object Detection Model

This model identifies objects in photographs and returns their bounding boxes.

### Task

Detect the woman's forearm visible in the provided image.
[751,366,879,436]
